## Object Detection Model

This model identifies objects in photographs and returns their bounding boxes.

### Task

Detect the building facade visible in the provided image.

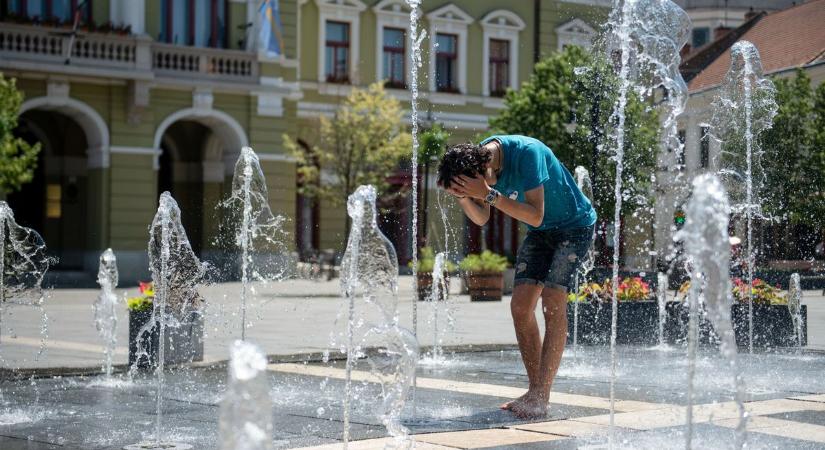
[0,0,608,282]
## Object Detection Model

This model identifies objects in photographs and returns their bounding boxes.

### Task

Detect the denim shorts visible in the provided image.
[513,224,595,292]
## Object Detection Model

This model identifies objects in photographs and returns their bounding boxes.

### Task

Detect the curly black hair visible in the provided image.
[436,143,491,189]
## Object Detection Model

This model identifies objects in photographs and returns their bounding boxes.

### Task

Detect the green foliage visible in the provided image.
[489,46,660,218]
[761,70,825,225]
[284,82,412,206]
[0,73,40,195]
[459,250,509,274]
[127,296,153,312]
[412,246,456,273]
[419,122,449,163]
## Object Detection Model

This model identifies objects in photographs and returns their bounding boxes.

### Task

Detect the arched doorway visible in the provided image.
[153,108,247,259]
[9,111,89,269]
[9,96,109,272]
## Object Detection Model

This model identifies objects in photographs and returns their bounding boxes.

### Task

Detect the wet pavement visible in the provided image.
[2,347,825,449]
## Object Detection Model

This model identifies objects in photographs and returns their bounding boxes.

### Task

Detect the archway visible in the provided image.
[10,97,110,271]
[153,109,248,257]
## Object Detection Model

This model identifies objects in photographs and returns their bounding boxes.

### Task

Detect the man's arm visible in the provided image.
[451,175,544,228]
[445,186,491,226]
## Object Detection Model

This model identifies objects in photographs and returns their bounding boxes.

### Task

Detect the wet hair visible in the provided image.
[437,143,491,189]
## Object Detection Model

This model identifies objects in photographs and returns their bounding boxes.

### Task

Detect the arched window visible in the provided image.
[159,0,228,48]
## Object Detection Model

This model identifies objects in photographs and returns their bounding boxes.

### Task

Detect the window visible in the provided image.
[325,21,350,83]
[677,129,686,170]
[699,126,710,169]
[4,0,91,23]
[488,39,510,97]
[382,27,406,88]
[160,0,227,48]
[435,33,458,93]
[692,27,710,49]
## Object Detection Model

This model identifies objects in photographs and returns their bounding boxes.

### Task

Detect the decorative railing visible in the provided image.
[151,43,258,82]
[0,23,259,84]
[0,23,140,70]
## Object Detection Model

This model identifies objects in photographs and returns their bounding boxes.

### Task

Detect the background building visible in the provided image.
[0,0,611,283]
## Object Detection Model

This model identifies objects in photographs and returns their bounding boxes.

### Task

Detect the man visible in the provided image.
[437,135,596,418]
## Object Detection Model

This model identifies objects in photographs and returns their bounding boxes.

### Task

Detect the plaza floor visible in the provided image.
[0,278,824,449]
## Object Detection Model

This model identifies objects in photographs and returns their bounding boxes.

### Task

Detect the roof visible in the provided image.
[686,0,825,92]
[674,0,799,10]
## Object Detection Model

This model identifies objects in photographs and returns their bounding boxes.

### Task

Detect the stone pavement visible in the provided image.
[1,348,825,449]
[1,277,824,371]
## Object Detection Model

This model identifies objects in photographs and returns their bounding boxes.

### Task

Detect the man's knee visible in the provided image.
[541,288,568,322]
[511,298,535,321]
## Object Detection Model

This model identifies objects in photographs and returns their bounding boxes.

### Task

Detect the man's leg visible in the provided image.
[510,286,568,418]
[500,283,543,410]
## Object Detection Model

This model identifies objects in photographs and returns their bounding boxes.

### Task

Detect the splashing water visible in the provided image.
[710,40,778,354]
[0,201,52,361]
[129,192,208,449]
[426,252,448,363]
[223,146,288,341]
[94,248,119,379]
[788,273,803,351]
[339,185,419,449]
[676,174,746,449]
[603,1,690,442]
[219,340,273,450]
[656,272,669,348]
[572,167,596,357]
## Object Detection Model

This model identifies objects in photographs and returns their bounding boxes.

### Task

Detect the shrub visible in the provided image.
[459,250,509,274]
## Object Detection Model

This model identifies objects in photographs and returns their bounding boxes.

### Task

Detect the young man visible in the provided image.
[437,134,596,418]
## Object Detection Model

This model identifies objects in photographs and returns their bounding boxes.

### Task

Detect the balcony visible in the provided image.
[0,23,259,86]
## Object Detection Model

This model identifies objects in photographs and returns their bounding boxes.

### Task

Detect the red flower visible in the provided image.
[139,281,152,294]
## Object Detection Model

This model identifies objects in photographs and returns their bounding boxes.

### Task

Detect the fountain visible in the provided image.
[126,192,208,450]
[603,0,690,440]
[656,272,669,347]
[94,248,119,380]
[223,146,288,341]
[571,166,596,357]
[788,273,803,350]
[219,340,273,450]
[0,201,52,356]
[710,40,778,354]
[339,185,419,449]
[676,174,746,449]
[424,251,448,363]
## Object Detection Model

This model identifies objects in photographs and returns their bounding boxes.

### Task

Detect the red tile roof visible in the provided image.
[688,0,825,92]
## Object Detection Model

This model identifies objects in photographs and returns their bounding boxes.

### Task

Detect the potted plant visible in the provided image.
[413,247,456,301]
[459,250,508,302]
[669,278,806,347]
[566,277,658,345]
[127,282,205,370]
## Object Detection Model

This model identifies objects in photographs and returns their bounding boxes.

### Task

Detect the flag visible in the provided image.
[259,0,285,57]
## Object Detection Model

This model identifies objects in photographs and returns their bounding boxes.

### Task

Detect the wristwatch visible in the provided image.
[484,189,501,206]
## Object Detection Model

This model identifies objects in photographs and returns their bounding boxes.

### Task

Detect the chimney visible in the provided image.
[714,26,732,40]
[744,7,759,21]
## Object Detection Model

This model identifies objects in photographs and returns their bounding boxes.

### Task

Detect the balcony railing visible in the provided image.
[0,23,259,84]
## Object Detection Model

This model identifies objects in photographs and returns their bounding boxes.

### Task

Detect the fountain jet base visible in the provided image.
[124,443,193,450]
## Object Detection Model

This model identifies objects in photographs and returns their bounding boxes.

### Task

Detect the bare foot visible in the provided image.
[500,391,530,410]
[510,393,549,419]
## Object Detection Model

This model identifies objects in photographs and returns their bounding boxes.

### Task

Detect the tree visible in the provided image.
[285,82,411,207]
[489,46,659,220]
[0,74,40,196]
[761,70,825,226]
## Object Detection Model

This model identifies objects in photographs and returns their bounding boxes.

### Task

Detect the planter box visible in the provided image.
[666,303,808,348]
[466,273,503,302]
[566,302,660,345]
[416,272,450,302]
[128,309,205,370]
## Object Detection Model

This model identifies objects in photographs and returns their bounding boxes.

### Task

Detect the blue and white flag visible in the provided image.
[259,0,285,57]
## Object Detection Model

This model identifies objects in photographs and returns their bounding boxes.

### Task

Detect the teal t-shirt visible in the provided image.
[481,135,596,231]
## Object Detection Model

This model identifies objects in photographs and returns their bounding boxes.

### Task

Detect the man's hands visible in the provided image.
[447,175,490,200]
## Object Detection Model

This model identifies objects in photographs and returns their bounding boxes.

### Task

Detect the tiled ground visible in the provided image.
[1,347,825,449]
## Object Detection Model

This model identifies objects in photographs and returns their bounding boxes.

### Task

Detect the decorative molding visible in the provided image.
[110,146,162,169]
[556,18,597,51]
[20,95,111,169]
[192,88,214,111]
[256,153,297,162]
[481,9,525,97]
[47,79,70,98]
[315,0,367,84]
[153,108,249,172]
[427,4,473,95]
[559,0,612,6]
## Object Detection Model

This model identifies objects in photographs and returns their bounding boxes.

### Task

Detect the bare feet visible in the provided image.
[500,391,530,410]
[507,391,549,419]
